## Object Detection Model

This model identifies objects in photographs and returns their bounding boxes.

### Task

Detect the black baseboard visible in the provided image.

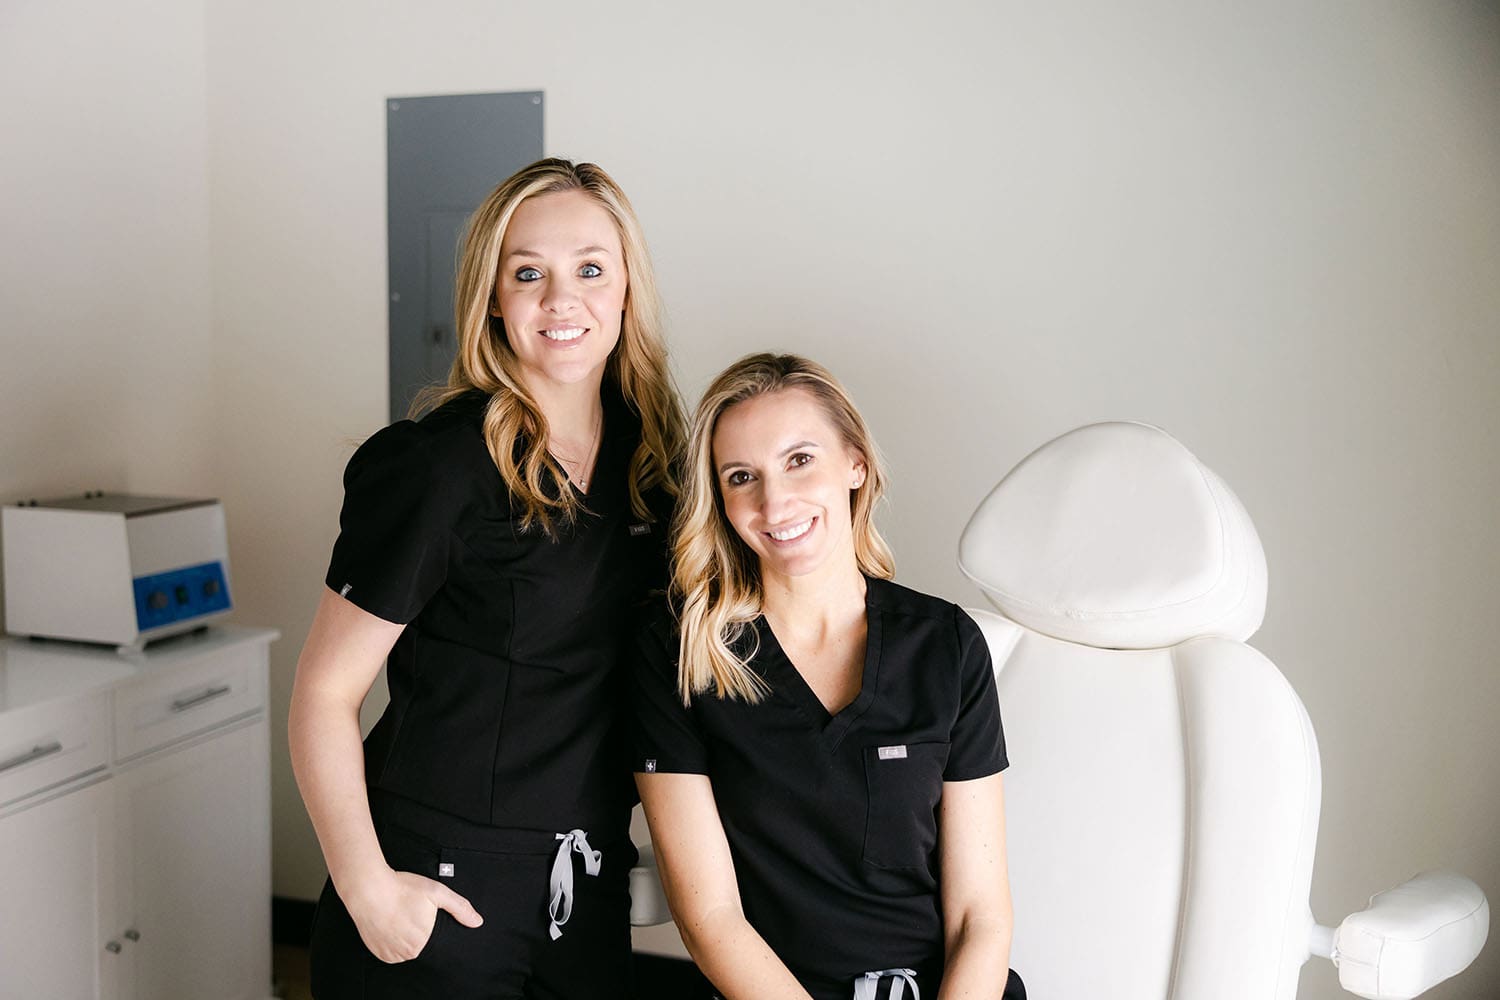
[272,895,713,997]
[273,895,318,946]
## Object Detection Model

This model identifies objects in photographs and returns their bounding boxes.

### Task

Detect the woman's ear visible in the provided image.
[851,456,868,490]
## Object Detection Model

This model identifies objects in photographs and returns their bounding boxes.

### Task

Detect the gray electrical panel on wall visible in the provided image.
[387,91,544,423]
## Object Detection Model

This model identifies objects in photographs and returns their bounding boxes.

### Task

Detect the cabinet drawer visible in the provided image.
[114,644,265,760]
[0,693,111,809]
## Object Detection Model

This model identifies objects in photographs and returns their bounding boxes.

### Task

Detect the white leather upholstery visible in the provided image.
[971,611,1321,999]
[1335,871,1490,999]
[971,610,1190,994]
[963,421,1486,998]
[960,421,1267,649]
[629,842,674,927]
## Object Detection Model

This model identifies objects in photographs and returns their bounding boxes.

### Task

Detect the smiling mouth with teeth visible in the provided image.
[542,327,587,341]
[767,518,814,542]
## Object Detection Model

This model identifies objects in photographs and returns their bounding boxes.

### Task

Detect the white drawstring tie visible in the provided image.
[548,829,602,940]
[854,968,921,1000]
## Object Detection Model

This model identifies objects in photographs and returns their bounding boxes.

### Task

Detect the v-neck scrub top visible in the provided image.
[326,387,667,840]
[630,577,1008,997]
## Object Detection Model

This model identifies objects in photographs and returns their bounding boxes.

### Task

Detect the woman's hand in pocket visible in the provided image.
[345,866,484,963]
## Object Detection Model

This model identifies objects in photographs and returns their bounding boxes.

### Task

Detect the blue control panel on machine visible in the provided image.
[133,561,231,631]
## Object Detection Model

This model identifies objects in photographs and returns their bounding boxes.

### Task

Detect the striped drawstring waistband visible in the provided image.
[854,968,921,1000]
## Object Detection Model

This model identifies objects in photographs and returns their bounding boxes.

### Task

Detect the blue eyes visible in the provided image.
[513,263,604,282]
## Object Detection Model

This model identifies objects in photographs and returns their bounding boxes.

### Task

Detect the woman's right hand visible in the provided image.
[343,866,484,964]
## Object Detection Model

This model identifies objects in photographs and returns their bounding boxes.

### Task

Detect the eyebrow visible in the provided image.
[505,245,615,260]
[717,440,821,475]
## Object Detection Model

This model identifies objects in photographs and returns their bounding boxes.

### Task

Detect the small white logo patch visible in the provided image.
[438,862,455,878]
[629,523,651,537]
[877,745,908,760]
[339,583,352,597]
[644,758,658,772]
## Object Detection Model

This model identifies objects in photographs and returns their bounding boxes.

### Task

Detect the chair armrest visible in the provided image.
[1325,870,1489,999]
[629,842,674,927]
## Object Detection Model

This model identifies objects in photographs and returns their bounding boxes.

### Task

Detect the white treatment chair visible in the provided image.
[958,421,1489,1000]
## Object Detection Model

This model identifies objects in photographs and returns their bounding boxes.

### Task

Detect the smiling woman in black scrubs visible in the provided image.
[633,354,1024,1000]
[289,158,684,999]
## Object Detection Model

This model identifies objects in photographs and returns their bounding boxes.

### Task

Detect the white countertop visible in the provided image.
[0,625,280,714]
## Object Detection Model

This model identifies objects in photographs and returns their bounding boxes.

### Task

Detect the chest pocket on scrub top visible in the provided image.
[861,741,949,869]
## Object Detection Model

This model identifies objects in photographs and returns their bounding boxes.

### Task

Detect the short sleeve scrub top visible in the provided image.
[632,577,1024,1000]
[309,388,667,999]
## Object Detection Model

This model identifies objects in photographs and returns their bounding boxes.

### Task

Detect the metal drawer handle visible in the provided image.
[0,741,64,774]
[170,685,232,713]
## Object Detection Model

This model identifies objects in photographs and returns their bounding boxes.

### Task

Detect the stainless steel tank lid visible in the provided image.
[11,494,218,517]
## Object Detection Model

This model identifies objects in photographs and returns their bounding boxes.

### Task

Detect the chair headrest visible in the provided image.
[958,421,1267,649]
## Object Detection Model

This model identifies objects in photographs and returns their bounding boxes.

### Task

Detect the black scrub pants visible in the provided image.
[309,791,635,1000]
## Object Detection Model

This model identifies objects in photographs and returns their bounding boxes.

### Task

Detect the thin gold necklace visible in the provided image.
[551,406,604,491]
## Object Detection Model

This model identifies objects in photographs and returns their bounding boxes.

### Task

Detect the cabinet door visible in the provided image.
[115,719,270,1000]
[0,779,120,1000]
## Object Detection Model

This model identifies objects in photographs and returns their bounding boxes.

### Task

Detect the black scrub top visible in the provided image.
[630,577,1007,995]
[327,387,668,839]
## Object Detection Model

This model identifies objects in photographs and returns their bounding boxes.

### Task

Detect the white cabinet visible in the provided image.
[116,719,271,1000]
[0,779,119,1000]
[0,627,276,1000]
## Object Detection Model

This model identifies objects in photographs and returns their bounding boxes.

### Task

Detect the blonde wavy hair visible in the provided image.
[673,353,895,703]
[415,158,684,535]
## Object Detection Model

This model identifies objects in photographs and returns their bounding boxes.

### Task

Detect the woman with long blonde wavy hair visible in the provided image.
[291,158,684,999]
[632,353,1024,1000]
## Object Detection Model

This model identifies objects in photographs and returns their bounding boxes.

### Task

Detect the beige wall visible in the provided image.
[4,1,1497,996]
[0,0,216,506]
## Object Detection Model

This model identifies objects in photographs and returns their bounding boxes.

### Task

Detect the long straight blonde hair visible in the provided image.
[415,158,684,534]
[673,354,895,703]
